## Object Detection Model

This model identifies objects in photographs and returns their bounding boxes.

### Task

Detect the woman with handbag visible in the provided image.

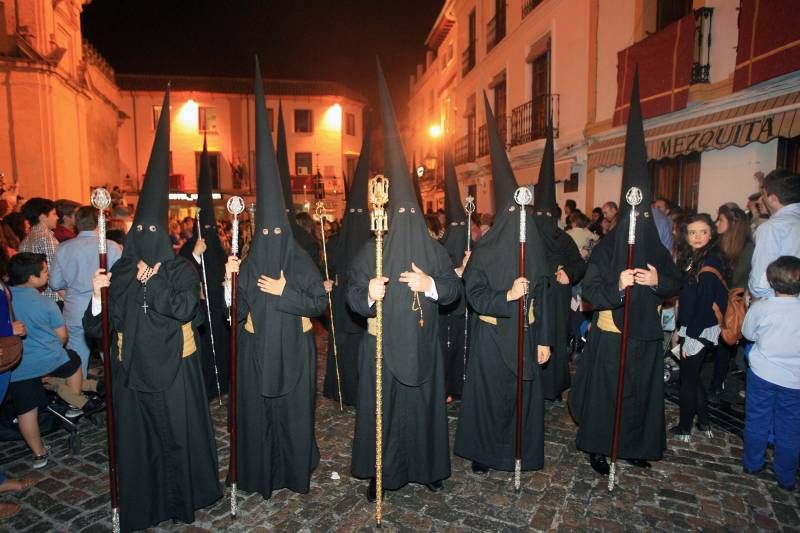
[670,214,731,442]
[0,247,36,518]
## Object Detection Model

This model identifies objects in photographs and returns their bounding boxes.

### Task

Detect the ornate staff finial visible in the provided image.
[227,196,245,257]
[91,188,112,254]
[625,186,642,246]
[369,175,389,233]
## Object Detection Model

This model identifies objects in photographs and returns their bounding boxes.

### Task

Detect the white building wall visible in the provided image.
[697,140,778,214]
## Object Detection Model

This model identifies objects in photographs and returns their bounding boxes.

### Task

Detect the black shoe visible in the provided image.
[669,425,692,442]
[426,480,444,492]
[625,458,652,468]
[82,397,106,416]
[695,422,714,438]
[366,478,385,503]
[471,461,489,474]
[94,379,105,398]
[589,453,609,475]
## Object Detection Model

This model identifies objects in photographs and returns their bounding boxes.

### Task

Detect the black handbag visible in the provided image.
[0,283,22,373]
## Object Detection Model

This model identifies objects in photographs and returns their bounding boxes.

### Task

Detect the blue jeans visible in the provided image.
[744,369,800,487]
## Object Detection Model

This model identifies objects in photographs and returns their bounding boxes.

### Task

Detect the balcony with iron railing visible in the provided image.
[462,42,476,77]
[522,0,545,19]
[477,115,509,156]
[486,9,506,52]
[692,7,713,84]
[510,94,559,146]
[455,133,477,164]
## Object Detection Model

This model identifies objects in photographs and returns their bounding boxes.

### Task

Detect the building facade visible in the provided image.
[0,1,366,220]
[407,0,800,217]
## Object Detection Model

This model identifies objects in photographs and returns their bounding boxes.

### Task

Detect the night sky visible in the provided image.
[81,0,444,119]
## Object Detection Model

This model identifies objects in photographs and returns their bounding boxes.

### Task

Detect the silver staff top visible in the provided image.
[91,187,112,210]
[226,195,245,216]
[464,195,476,216]
[514,186,533,243]
[625,186,643,245]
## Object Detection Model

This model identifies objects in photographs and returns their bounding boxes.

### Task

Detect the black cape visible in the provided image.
[83,256,220,532]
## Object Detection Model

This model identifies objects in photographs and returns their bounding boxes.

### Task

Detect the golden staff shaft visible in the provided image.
[375,229,384,526]
[317,211,344,412]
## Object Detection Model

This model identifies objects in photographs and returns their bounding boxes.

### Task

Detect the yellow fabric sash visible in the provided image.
[116,321,196,360]
[244,312,312,334]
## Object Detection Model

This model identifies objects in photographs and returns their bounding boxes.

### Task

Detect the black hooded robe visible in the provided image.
[322,234,363,406]
[438,226,468,398]
[536,224,586,401]
[453,213,556,472]
[346,240,460,488]
[568,230,682,460]
[83,257,221,532]
[179,238,230,399]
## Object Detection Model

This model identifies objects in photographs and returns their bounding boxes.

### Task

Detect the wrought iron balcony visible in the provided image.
[510,94,559,147]
[461,42,476,77]
[691,7,713,84]
[522,0,545,19]
[455,133,477,164]
[486,10,506,52]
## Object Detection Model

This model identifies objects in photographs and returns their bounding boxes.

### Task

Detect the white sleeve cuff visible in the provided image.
[91,295,102,316]
[424,280,439,301]
[192,252,202,264]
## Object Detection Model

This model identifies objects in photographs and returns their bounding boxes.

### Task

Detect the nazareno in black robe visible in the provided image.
[568,69,683,461]
[534,219,586,401]
[453,205,556,471]
[346,227,460,489]
[84,87,220,532]
[322,117,372,407]
[231,59,328,499]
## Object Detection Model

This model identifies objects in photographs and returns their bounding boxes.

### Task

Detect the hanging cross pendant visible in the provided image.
[142,300,149,315]
[419,318,424,328]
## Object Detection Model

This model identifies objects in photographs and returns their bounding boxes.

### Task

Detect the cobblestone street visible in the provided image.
[1,329,798,532]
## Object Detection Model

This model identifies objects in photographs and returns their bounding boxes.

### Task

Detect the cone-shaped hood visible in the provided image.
[411,154,425,209]
[196,135,217,229]
[484,92,518,215]
[443,150,465,224]
[126,87,174,265]
[595,67,673,340]
[533,121,557,217]
[344,114,372,216]
[249,56,291,276]
[377,58,421,213]
[276,102,293,212]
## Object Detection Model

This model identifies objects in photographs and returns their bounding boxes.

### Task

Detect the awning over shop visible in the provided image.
[588,90,800,171]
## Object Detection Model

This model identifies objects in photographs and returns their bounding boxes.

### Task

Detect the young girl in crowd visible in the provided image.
[741,256,800,491]
[671,214,730,441]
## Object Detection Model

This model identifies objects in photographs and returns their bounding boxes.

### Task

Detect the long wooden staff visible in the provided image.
[512,187,533,491]
[91,188,119,533]
[226,195,245,517]
[315,201,343,412]
[608,186,643,491]
[195,209,223,405]
[462,195,475,382]
[369,175,389,527]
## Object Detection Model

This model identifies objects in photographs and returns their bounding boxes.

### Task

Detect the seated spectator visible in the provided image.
[8,253,102,469]
[53,199,79,243]
[742,256,800,491]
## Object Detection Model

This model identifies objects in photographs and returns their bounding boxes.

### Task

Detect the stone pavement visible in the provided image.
[1,328,798,532]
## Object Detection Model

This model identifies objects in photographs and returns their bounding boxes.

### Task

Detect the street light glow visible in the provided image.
[178,99,199,129]
[324,103,342,130]
[429,124,442,138]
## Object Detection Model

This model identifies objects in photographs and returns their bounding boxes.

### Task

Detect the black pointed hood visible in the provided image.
[377,58,421,214]
[196,135,217,230]
[374,57,455,386]
[443,149,466,224]
[125,87,174,265]
[533,121,557,218]
[248,56,291,277]
[484,92,518,216]
[276,102,294,213]
[593,67,674,340]
[238,57,323,398]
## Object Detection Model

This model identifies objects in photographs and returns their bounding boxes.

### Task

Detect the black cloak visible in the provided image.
[532,123,586,400]
[179,136,230,399]
[569,70,682,460]
[346,59,459,489]
[84,87,220,532]
[232,58,327,499]
[454,92,556,472]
